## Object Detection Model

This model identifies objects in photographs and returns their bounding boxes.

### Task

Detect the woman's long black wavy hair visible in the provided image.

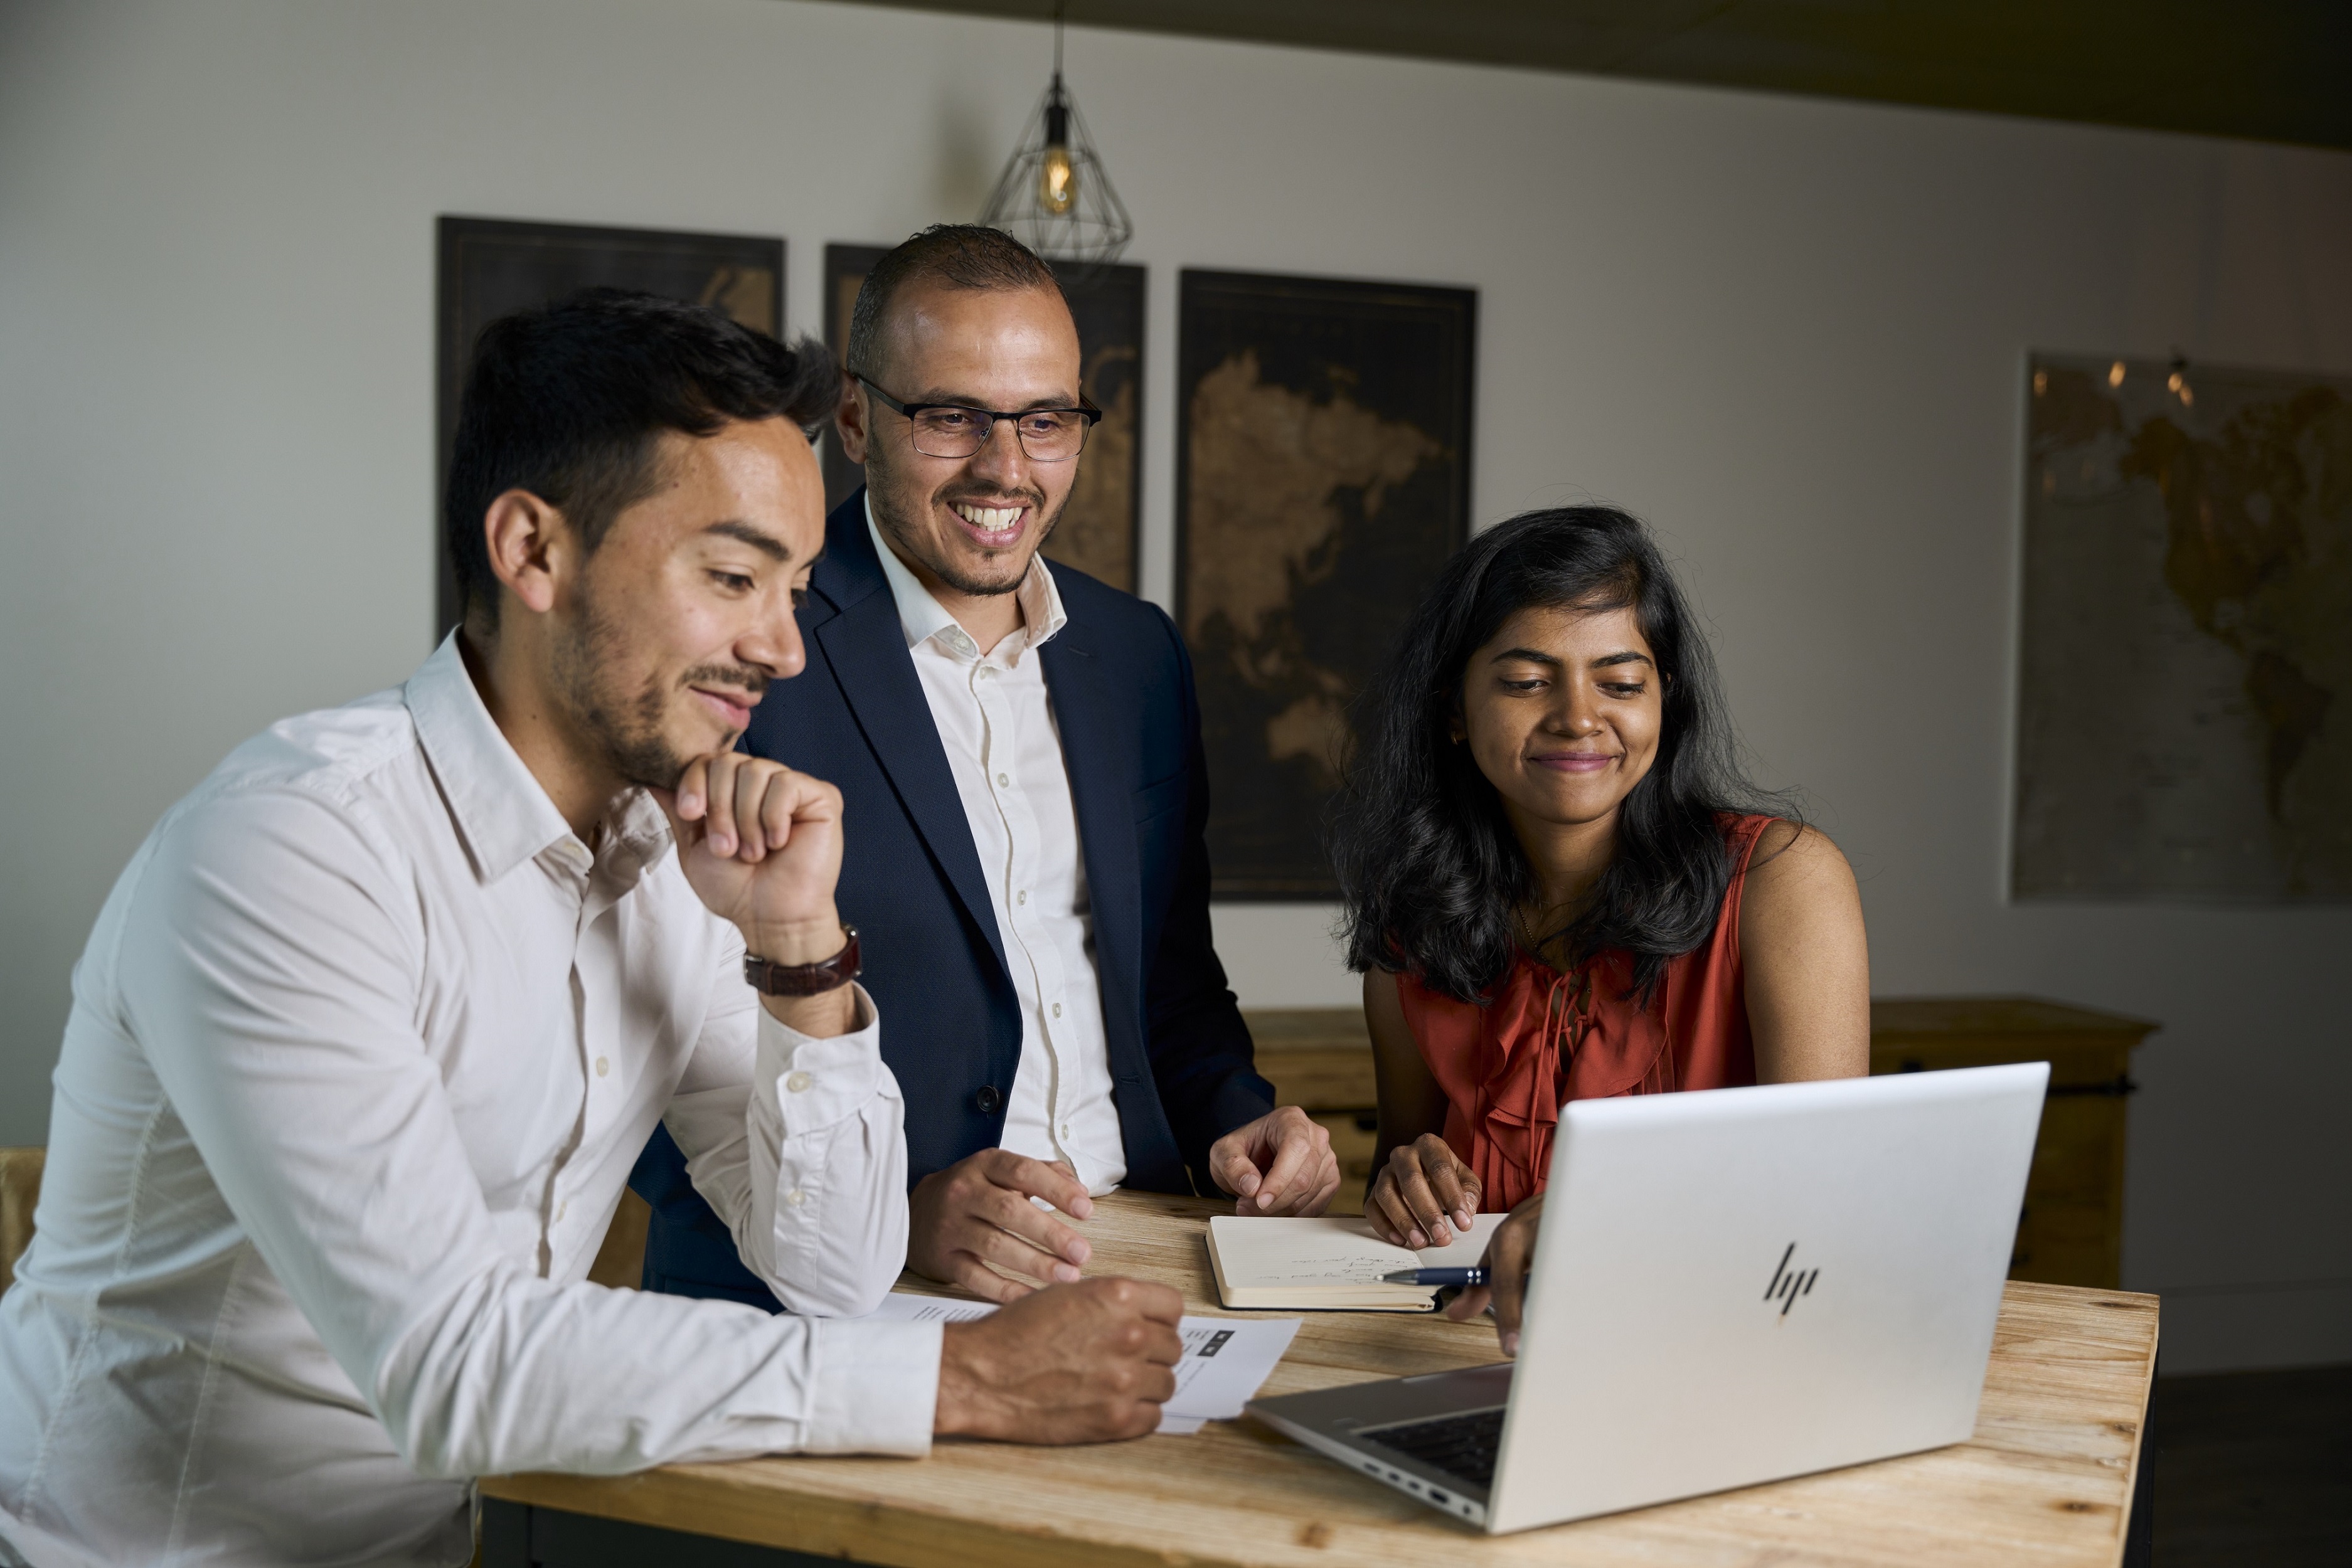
[1331,506,1787,1005]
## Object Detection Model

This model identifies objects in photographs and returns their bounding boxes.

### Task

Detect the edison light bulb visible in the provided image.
[1039,144,1077,215]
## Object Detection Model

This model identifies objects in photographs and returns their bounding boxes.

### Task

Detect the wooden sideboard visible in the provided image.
[1869,998,2154,1289]
[1244,995,2155,1290]
[575,995,2154,1296]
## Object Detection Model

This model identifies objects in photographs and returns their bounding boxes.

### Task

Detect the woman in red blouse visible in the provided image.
[1329,507,1869,1354]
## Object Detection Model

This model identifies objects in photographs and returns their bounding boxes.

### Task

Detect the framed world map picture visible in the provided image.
[2014,352,2352,901]
[823,243,1145,594]
[1176,269,1477,898]
[435,216,783,635]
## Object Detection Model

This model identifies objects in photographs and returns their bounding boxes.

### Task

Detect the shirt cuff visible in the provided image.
[801,1318,942,1455]
[757,983,884,1134]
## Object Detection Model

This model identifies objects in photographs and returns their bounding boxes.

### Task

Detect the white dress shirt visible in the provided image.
[866,503,1127,1194]
[0,635,938,1568]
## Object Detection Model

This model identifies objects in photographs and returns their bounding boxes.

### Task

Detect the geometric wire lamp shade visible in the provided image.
[977,48,1134,275]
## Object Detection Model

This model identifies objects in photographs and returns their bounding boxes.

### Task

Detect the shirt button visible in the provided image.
[1052,1002,1063,1019]
[785,1071,813,1094]
[1062,1123,1072,1140]
[976,1085,1003,1114]
[555,1200,568,1222]
[785,1189,807,1207]
[594,1056,610,1078]
[1017,890,1028,905]
[996,772,1010,787]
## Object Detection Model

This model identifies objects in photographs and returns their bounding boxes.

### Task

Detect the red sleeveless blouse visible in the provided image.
[1395,814,1774,1212]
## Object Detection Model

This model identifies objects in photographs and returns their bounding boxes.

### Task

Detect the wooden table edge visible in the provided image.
[479,1466,1214,1568]
[482,1304,2161,1568]
[481,1198,2163,1568]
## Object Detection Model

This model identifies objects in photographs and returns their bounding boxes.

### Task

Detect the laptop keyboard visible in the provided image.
[1360,1406,1506,1490]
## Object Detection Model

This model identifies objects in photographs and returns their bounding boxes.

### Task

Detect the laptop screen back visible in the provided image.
[1486,1063,2046,1533]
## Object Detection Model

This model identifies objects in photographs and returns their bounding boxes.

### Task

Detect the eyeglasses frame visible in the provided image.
[853,373,1103,462]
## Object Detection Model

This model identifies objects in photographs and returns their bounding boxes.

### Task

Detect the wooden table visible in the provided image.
[482,1190,2158,1568]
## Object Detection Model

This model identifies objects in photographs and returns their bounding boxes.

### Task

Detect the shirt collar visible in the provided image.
[405,631,670,886]
[864,492,1067,664]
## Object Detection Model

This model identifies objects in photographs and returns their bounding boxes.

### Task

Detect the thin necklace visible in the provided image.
[1518,905,1566,967]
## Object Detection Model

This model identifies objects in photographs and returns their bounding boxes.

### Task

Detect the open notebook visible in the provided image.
[1206,1214,1509,1311]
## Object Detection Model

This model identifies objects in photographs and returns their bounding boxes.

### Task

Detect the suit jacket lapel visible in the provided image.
[812,497,1011,982]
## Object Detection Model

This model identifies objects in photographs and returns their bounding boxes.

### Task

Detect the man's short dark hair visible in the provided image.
[844,224,1066,383]
[445,287,838,628]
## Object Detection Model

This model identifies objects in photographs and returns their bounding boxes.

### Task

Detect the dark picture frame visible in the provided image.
[1175,268,1477,899]
[2011,350,2352,903]
[823,243,1146,594]
[434,216,785,637]
[821,244,891,514]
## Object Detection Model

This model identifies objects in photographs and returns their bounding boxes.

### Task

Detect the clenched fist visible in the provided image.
[655,751,854,1036]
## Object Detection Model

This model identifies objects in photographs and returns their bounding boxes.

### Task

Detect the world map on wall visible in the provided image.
[1187,350,1442,776]
[2014,353,2352,901]
[1176,271,1474,897]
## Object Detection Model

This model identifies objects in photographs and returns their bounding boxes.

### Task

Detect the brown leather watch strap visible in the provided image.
[743,924,861,996]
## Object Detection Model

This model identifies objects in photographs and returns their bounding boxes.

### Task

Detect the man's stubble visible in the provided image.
[865,442,1066,600]
[552,568,768,794]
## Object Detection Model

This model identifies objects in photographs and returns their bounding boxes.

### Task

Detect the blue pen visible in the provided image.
[1381,1267,1487,1287]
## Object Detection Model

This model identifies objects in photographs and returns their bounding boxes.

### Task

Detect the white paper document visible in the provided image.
[860,1292,1302,1434]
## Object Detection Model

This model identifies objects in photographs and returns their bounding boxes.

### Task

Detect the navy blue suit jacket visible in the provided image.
[630,491,1274,1306]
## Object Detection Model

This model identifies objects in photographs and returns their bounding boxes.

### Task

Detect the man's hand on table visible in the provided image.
[934,1278,1184,1442]
[909,1150,1096,1304]
[1208,1106,1340,1217]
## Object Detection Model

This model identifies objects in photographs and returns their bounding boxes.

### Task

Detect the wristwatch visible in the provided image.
[743,924,861,996]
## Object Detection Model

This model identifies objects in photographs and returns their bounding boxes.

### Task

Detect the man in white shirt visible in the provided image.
[633,227,1343,1312]
[0,289,1182,1568]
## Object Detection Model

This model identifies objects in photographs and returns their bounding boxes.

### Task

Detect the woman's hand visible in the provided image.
[1442,1190,1543,1355]
[1366,1134,1482,1249]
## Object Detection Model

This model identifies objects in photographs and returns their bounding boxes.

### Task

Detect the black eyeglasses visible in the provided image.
[855,374,1102,462]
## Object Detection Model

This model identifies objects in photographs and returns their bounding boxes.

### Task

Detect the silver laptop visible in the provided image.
[1245,1062,2047,1533]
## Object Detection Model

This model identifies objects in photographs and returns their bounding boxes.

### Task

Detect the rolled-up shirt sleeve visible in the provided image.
[664,946,913,1318]
[116,783,940,1478]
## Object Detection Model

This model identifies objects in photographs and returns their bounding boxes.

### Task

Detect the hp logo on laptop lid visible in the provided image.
[1764,1243,1819,1316]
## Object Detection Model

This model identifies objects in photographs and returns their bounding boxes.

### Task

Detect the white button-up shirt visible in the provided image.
[0,636,938,1568]
[867,504,1126,1194]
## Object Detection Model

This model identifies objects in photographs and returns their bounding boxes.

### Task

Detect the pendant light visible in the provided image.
[978,3,1133,275]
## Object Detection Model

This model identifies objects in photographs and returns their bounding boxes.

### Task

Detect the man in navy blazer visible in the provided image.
[632,226,1338,1308]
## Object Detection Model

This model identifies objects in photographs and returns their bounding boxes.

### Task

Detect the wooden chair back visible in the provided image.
[1,1147,43,1294]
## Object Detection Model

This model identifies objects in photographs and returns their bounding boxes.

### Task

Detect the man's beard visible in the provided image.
[869,453,1061,597]
[553,579,769,794]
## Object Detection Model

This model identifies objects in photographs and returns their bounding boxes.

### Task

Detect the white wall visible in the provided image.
[3,0,2347,1372]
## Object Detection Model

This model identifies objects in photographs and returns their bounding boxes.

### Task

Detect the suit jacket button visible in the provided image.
[976,1086,1003,1114]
